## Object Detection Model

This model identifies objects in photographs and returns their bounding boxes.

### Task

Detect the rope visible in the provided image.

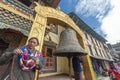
[10,55,16,80]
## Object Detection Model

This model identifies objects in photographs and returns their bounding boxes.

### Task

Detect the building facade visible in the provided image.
[107,43,120,66]
[0,0,63,78]
[69,12,113,80]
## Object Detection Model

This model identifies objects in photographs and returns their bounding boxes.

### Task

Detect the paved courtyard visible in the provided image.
[39,74,74,80]
[39,74,111,80]
[97,76,111,80]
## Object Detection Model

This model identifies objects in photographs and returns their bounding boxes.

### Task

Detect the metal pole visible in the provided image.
[34,69,39,80]
[68,57,72,80]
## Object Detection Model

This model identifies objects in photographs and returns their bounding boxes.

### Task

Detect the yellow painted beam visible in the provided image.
[82,55,96,80]
[0,3,34,21]
[28,2,96,80]
[27,9,47,52]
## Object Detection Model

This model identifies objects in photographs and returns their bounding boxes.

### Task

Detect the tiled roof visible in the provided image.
[0,7,33,36]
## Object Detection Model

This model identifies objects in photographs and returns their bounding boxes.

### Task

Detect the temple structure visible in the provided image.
[0,0,113,80]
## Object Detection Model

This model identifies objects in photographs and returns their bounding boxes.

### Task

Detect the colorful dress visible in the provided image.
[19,46,44,72]
[0,46,44,80]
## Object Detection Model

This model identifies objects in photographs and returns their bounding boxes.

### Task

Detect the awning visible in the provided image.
[90,55,114,61]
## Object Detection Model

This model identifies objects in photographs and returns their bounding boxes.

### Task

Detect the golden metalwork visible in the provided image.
[0,3,34,21]
[0,2,96,80]
[27,2,95,80]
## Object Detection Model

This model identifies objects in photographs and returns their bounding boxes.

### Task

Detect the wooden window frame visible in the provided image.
[42,46,56,72]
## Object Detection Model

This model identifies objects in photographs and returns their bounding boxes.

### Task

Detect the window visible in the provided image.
[115,48,120,51]
[99,49,104,57]
[85,33,88,39]
[18,0,32,7]
[99,42,102,48]
[88,45,93,55]
[90,36,95,45]
[47,0,53,3]
[95,47,99,56]
[102,50,107,58]
[95,40,99,46]
[42,46,56,71]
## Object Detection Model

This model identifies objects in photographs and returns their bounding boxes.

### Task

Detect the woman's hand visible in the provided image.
[36,59,40,64]
[32,58,39,64]
[14,48,23,55]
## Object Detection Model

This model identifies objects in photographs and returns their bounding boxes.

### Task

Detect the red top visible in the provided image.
[109,68,120,80]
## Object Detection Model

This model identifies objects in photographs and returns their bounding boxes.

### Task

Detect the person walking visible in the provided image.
[108,66,120,80]
[72,56,84,80]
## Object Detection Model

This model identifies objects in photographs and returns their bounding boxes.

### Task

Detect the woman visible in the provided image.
[109,66,120,80]
[0,37,44,80]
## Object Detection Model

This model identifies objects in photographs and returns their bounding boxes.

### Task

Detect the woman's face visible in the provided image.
[28,38,38,49]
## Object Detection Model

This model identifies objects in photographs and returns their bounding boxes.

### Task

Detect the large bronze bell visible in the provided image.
[54,28,87,57]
